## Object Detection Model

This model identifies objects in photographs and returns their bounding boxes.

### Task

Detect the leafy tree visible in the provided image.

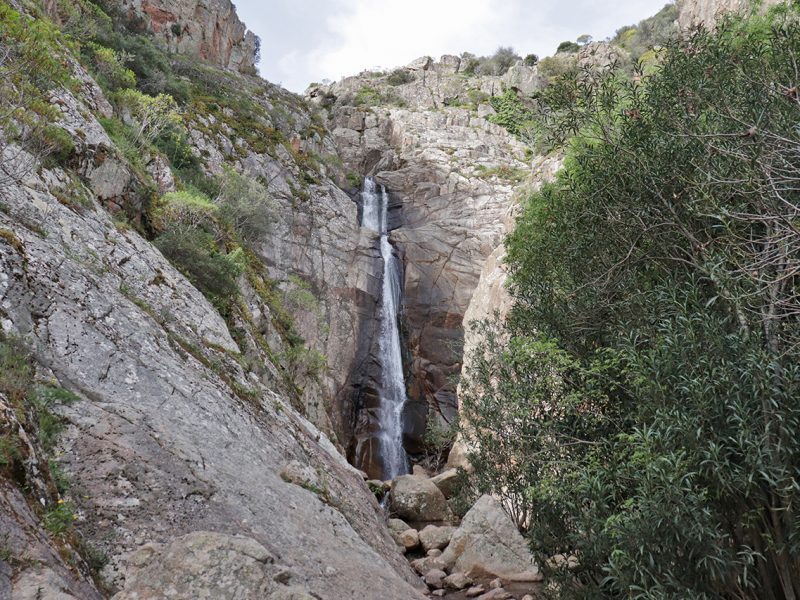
[465,5,800,599]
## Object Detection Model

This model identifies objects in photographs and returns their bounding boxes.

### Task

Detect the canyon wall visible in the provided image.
[309,57,537,473]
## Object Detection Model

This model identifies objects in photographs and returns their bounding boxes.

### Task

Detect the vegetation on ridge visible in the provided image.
[462,4,800,598]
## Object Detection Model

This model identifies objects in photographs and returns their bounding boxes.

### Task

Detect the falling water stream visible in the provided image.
[360,177,409,479]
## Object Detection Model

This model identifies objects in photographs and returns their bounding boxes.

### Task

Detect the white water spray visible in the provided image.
[360,177,409,479]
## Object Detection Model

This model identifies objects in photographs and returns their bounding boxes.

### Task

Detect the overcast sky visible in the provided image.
[235,0,672,93]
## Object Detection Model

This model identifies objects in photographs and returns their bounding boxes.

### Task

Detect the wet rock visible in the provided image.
[441,496,541,582]
[418,524,456,552]
[391,475,452,522]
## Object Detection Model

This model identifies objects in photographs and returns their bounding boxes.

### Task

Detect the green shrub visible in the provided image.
[612,3,678,62]
[0,4,73,180]
[154,190,218,232]
[386,69,414,86]
[93,28,191,102]
[523,54,539,67]
[82,42,136,91]
[39,126,76,168]
[555,40,580,54]
[44,501,76,536]
[155,229,243,312]
[215,169,276,245]
[420,419,457,473]
[112,88,181,151]
[487,89,538,145]
[536,54,577,82]
[279,345,327,384]
[465,7,800,598]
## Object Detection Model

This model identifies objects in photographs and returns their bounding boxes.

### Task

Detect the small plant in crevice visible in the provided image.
[44,501,77,537]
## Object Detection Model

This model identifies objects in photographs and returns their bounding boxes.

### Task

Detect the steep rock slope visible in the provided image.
[0,3,424,598]
[309,57,537,474]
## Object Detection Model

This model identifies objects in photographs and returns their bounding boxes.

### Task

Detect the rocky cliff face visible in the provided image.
[308,57,538,475]
[107,0,258,73]
[0,3,426,598]
[677,0,784,28]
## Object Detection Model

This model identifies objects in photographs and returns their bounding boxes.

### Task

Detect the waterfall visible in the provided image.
[360,177,409,479]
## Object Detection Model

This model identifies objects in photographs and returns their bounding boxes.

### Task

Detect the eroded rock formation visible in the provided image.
[310,57,536,469]
[112,0,258,73]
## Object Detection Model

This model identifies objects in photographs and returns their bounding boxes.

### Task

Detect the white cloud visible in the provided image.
[236,0,673,92]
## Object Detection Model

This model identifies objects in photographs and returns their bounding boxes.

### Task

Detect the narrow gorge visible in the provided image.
[1,0,793,598]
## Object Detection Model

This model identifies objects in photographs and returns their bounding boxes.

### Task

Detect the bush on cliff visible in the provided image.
[464,6,800,599]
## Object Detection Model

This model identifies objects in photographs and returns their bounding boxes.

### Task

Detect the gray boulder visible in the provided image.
[430,468,460,498]
[390,475,452,522]
[418,524,456,552]
[441,496,542,582]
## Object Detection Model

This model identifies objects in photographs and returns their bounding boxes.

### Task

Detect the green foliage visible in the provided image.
[523,54,539,67]
[112,88,181,151]
[38,125,76,168]
[556,40,580,54]
[0,331,78,496]
[279,345,327,384]
[612,3,678,63]
[82,42,136,91]
[386,69,415,86]
[475,164,527,184]
[215,169,276,245]
[350,86,405,108]
[460,47,522,77]
[0,3,74,181]
[420,419,457,473]
[31,385,79,452]
[487,89,537,142]
[44,501,76,536]
[154,190,219,233]
[50,0,113,44]
[91,24,191,102]
[284,275,318,312]
[536,54,577,82]
[467,7,800,599]
[155,229,243,313]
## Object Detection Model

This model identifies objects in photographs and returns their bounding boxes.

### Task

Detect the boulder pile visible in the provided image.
[386,470,544,599]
